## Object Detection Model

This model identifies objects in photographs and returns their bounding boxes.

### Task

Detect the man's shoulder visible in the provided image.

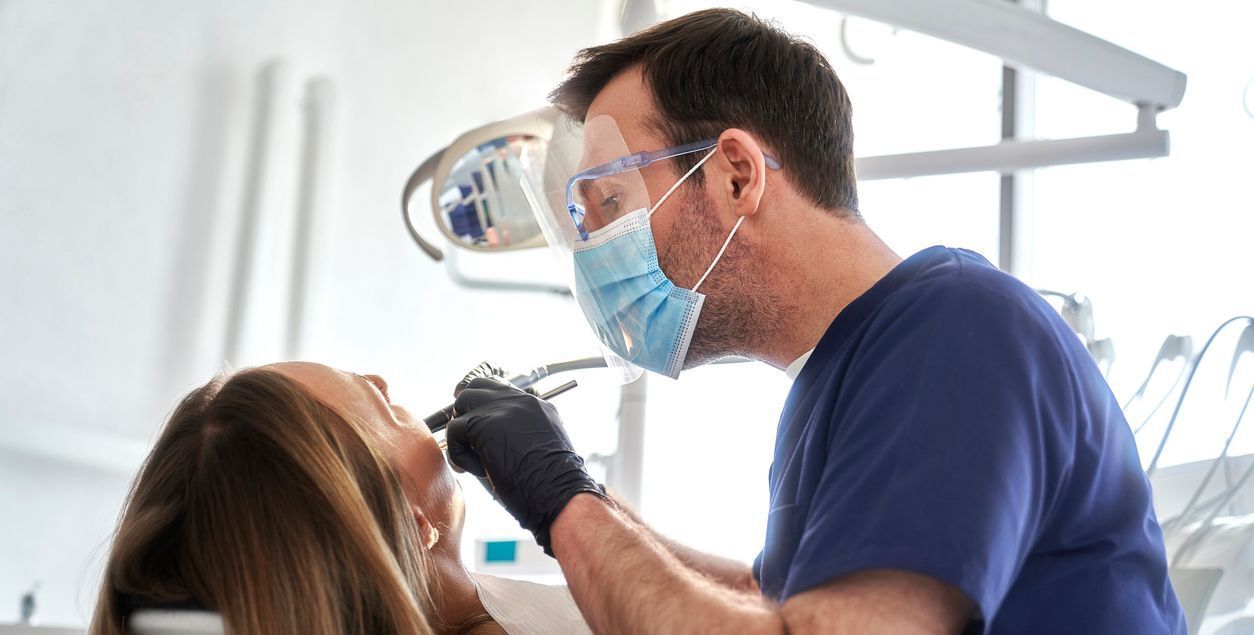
[883,247,1053,331]
[798,247,1068,391]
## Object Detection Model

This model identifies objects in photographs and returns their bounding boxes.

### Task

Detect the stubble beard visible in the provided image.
[655,186,786,369]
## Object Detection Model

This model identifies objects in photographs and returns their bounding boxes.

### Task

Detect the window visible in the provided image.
[1029,0,1254,468]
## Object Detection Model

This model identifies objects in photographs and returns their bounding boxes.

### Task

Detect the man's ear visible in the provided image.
[412,505,440,549]
[714,129,768,219]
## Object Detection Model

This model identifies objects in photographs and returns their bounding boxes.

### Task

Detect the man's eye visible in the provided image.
[601,194,620,210]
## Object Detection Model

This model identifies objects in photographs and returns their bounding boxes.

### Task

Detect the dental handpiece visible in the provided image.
[424,379,579,434]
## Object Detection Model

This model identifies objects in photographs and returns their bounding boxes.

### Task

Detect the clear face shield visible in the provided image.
[507,113,782,380]
[511,114,722,381]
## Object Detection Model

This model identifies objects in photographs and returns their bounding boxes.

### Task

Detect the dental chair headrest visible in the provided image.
[128,610,225,635]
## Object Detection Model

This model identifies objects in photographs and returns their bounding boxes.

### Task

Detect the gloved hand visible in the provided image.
[446,377,607,556]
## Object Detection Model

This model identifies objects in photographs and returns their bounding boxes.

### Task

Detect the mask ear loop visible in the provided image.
[692,215,745,293]
[647,147,719,218]
[643,145,742,293]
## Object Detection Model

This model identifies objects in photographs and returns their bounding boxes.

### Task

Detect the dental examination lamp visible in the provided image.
[402,108,559,273]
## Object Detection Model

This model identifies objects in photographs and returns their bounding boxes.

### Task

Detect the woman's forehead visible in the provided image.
[267,360,343,387]
[265,362,373,414]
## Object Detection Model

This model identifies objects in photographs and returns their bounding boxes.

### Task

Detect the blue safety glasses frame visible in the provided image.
[565,137,782,240]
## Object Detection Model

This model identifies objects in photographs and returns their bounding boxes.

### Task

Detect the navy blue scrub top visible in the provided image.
[755,246,1184,634]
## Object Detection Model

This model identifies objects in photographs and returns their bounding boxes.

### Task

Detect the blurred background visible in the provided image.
[0,0,1251,630]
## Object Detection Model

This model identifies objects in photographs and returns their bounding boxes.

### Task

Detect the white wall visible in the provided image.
[0,0,609,625]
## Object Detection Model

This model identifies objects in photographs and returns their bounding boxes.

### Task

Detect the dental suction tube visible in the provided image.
[424,380,579,433]
[421,354,750,432]
[422,358,607,432]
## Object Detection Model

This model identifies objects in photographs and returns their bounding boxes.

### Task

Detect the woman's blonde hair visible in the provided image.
[90,368,440,634]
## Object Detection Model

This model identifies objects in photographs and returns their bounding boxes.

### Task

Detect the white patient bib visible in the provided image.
[470,572,592,635]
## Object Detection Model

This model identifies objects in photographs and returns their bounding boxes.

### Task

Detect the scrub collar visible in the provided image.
[785,349,815,381]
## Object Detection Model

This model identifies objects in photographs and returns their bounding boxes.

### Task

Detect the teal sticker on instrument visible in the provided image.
[484,540,517,563]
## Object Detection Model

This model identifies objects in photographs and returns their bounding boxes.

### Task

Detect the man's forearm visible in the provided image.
[609,493,758,592]
[551,493,782,635]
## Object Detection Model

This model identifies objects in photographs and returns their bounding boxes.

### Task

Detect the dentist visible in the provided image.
[447,8,1184,634]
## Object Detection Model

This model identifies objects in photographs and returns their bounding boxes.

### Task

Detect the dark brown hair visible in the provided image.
[550,8,859,217]
[90,368,439,635]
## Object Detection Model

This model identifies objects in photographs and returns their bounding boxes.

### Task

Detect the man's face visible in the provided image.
[583,67,700,285]
[583,66,783,366]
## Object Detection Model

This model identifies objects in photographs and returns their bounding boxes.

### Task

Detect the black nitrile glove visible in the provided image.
[446,377,607,556]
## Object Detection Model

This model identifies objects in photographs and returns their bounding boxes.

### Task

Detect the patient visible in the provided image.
[90,362,591,635]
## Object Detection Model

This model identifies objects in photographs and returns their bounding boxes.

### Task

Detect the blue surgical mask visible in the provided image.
[571,148,746,379]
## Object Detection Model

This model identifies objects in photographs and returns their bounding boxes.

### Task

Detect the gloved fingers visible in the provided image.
[453,362,507,398]
[453,377,526,414]
[447,444,486,478]
[465,376,512,391]
[445,415,487,477]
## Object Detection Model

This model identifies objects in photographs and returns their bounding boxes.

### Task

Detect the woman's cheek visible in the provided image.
[415,436,458,508]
